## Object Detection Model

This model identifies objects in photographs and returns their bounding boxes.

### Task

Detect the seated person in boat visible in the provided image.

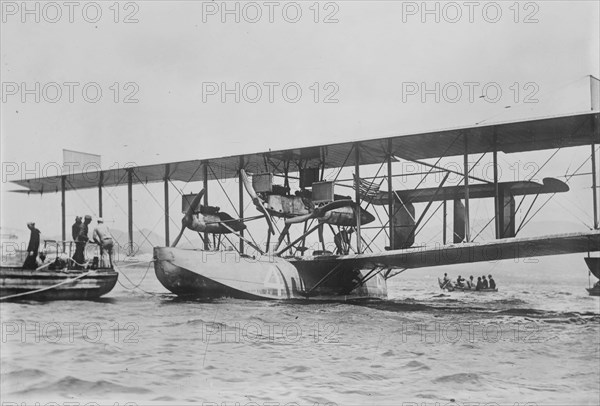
[456,275,465,287]
[482,275,489,289]
[475,276,483,291]
[488,274,496,289]
[22,222,41,270]
[441,273,452,288]
[37,250,47,267]
[73,215,92,267]
[93,217,114,268]
[467,275,475,289]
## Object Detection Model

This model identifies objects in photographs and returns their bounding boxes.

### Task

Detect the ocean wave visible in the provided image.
[433,372,481,385]
[404,360,431,371]
[9,375,152,397]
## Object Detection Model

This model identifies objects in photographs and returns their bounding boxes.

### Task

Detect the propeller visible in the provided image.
[285,199,354,225]
[239,169,275,235]
[171,189,205,247]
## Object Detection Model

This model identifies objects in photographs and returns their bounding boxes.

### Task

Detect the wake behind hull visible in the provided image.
[154,247,387,300]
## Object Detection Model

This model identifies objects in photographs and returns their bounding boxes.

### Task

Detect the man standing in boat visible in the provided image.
[93,218,114,268]
[22,222,41,269]
[488,274,496,289]
[71,216,82,259]
[71,216,82,240]
[73,215,92,268]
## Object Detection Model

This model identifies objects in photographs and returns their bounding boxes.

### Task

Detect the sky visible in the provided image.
[1,0,599,254]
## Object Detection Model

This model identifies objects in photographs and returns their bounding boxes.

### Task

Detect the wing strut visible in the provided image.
[221,222,265,255]
[276,223,321,256]
[406,172,450,243]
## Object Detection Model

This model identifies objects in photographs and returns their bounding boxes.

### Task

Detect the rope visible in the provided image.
[131,170,194,248]
[102,186,163,249]
[113,262,155,295]
[65,178,100,217]
[0,271,95,301]
[520,146,598,231]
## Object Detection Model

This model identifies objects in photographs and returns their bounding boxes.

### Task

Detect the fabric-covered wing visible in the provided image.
[304,231,600,270]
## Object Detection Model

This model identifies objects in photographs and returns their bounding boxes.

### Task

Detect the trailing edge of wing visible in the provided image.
[306,231,600,269]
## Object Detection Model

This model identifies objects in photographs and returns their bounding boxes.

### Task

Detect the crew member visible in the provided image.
[334,231,345,254]
[475,276,483,291]
[456,275,465,287]
[73,215,92,268]
[71,216,82,240]
[468,275,475,289]
[93,218,114,268]
[488,274,496,289]
[22,222,41,269]
[71,216,82,259]
[482,275,489,289]
[441,273,452,289]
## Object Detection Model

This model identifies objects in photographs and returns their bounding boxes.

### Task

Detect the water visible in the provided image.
[1,257,599,406]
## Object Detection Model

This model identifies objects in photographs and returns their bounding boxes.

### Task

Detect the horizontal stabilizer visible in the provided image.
[370,178,568,205]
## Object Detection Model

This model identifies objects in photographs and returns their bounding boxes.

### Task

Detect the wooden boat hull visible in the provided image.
[586,286,600,296]
[0,267,118,301]
[154,247,387,300]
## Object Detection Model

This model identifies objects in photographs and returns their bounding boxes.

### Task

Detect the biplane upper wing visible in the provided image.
[326,230,600,269]
[10,160,206,194]
[9,110,599,193]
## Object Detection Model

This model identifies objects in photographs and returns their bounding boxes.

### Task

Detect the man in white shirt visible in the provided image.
[93,218,114,268]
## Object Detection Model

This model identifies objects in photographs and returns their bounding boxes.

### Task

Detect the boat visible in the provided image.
[584,257,600,296]
[0,267,118,301]
[438,278,498,292]
[587,285,600,296]
[0,242,118,301]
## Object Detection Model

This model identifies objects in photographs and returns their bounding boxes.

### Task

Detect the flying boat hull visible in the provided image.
[154,247,387,300]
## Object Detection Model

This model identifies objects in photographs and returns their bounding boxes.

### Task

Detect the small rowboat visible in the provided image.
[586,285,600,296]
[438,278,498,292]
[1,239,119,301]
[0,265,118,301]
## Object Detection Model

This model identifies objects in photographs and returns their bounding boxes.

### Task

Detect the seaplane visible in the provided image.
[8,79,600,301]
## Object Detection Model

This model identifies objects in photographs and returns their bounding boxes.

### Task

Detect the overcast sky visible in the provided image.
[1,1,599,249]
